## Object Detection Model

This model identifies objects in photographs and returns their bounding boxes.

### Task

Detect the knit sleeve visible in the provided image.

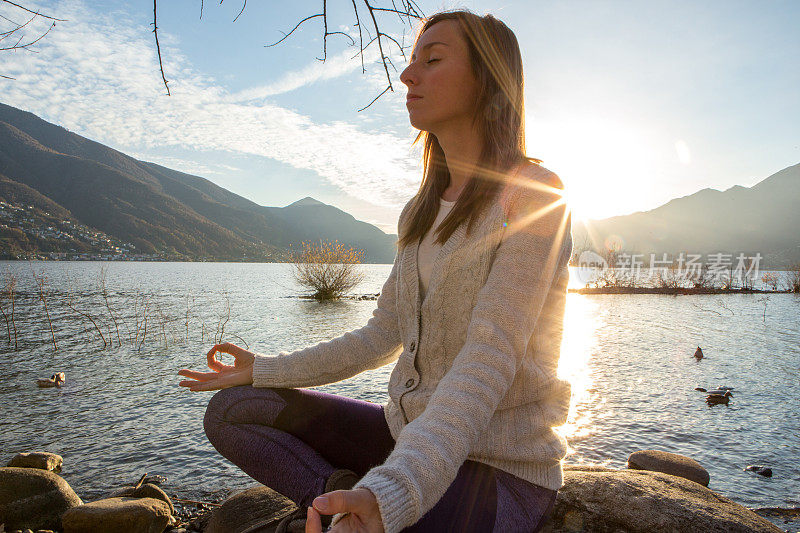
[250,199,414,389]
[347,178,572,533]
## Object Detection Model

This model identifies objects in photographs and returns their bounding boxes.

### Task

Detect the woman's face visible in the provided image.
[400,20,480,135]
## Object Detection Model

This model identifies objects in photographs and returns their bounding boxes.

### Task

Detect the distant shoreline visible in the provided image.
[569,286,795,295]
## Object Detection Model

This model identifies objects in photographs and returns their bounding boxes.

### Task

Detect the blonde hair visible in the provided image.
[398,9,541,249]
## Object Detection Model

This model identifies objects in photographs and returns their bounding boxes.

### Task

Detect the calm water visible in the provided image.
[0,261,797,510]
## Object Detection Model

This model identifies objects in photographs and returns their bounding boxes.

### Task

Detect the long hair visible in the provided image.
[397,9,541,249]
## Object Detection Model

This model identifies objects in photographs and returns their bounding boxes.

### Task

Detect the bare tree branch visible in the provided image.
[144,1,424,106]
[1,0,65,21]
[0,19,54,51]
[151,0,170,95]
[265,13,324,48]
[0,0,61,75]
[357,84,390,112]
[350,0,365,73]
[263,1,422,109]
[232,0,245,23]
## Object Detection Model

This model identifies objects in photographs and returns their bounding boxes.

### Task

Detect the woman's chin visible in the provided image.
[407,114,435,134]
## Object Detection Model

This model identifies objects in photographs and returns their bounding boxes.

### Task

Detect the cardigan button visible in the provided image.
[409,341,416,352]
[405,378,415,388]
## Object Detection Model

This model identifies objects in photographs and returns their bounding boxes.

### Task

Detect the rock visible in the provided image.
[751,507,800,532]
[62,497,172,533]
[745,465,773,477]
[0,467,82,531]
[563,464,618,473]
[627,449,710,486]
[540,469,783,533]
[101,483,175,514]
[205,486,297,533]
[695,387,707,392]
[6,453,63,473]
[142,474,167,486]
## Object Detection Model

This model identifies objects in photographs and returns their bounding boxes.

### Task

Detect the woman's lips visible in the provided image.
[406,95,422,103]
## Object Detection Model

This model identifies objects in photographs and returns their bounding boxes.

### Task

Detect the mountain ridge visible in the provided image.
[0,102,398,262]
[572,162,800,268]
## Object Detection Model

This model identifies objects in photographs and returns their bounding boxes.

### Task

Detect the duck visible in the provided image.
[744,465,772,477]
[706,389,733,397]
[706,390,732,404]
[36,372,65,388]
[693,346,704,360]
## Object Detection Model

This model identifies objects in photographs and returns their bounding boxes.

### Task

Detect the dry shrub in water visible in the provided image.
[289,240,365,300]
[786,263,800,293]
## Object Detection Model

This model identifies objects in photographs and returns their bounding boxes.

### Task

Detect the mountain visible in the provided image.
[0,102,398,262]
[572,163,800,268]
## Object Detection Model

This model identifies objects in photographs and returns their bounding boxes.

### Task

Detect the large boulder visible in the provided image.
[541,469,782,533]
[627,449,710,486]
[205,486,297,533]
[0,466,82,531]
[101,483,175,514]
[6,452,63,473]
[61,496,172,533]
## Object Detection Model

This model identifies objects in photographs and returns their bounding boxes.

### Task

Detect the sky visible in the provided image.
[1,0,798,233]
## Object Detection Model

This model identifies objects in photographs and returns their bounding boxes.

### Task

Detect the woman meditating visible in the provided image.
[178,9,573,533]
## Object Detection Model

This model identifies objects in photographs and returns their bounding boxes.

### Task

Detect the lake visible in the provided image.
[0,261,797,511]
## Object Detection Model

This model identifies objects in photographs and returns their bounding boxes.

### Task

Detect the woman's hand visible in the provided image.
[305,488,385,533]
[177,342,255,391]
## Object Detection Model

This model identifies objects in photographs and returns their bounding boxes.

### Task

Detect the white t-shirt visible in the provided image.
[417,196,457,297]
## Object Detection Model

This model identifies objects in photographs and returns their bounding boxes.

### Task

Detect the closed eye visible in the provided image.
[426,58,441,64]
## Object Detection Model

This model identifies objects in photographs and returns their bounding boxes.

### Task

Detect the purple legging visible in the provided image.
[203,385,557,532]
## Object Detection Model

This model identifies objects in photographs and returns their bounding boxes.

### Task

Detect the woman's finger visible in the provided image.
[178,369,219,382]
[178,380,204,388]
[185,369,249,392]
[206,344,236,372]
[305,506,323,533]
[219,342,252,360]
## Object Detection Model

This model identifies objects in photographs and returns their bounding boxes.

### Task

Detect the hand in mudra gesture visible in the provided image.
[177,342,255,391]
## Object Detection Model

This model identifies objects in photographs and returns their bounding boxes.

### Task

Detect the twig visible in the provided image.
[30,268,56,351]
[64,296,107,349]
[232,0,246,23]
[0,0,65,21]
[265,13,324,48]
[357,84,390,112]
[151,0,170,95]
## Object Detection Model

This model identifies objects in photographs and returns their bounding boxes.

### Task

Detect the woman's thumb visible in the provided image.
[312,490,354,514]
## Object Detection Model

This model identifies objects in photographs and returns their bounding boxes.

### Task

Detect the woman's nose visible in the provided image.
[400,64,415,87]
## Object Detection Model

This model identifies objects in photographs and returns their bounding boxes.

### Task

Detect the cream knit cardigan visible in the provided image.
[252,161,573,532]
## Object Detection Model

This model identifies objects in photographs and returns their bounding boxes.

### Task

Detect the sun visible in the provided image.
[526,114,660,222]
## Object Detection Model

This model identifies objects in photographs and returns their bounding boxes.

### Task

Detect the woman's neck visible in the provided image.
[435,122,483,201]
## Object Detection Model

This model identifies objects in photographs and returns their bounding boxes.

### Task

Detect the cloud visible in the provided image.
[126,153,241,177]
[224,48,363,102]
[1,0,419,208]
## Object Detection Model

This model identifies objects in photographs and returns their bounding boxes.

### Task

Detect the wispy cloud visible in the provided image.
[1,0,419,207]
[224,48,363,102]
[126,152,241,177]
